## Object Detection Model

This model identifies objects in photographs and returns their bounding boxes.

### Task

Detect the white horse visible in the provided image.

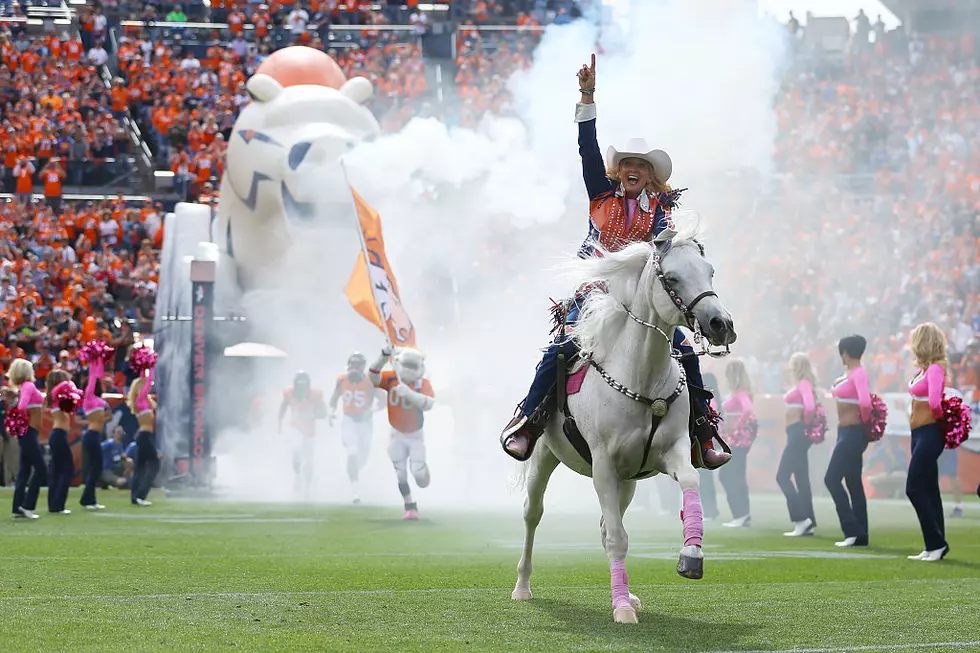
[512,222,737,624]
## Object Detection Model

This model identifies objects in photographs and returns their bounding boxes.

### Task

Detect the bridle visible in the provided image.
[647,239,730,359]
[581,238,728,415]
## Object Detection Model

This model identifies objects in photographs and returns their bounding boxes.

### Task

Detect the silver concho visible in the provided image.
[651,398,669,417]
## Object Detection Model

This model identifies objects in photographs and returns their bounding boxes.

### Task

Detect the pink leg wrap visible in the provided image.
[610,559,631,610]
[681,489,703,548]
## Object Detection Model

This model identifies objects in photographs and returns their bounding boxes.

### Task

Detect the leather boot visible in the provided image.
[688,385,732,470]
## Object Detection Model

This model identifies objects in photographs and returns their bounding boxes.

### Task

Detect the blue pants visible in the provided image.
[521,298,704,417]
[132,431,160,502]
[80,429,102,507]
[720,444,751,519]
[47,428,75,513]
[777,423,815,524]
[824,424,869,539]
[907,423,947,551]
[12,428,46,515]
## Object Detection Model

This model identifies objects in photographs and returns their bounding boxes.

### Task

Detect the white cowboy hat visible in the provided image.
[606,138,672,183]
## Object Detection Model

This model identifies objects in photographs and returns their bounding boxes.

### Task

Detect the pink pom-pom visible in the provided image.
[129,346,158,376]
[4,407,29,438]
[864,394,888,442]
[726,413,758,448]
[940,396,972,450]
[79,340,114,365]
[804,403,828,444]
[51,381,83,414]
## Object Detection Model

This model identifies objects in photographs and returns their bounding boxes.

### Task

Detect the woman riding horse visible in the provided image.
[500,54,731,470]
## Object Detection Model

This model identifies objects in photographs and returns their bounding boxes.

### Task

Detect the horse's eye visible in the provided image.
[664,275,680,285]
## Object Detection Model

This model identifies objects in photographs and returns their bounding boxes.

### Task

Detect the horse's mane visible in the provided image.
[571,212,704,361]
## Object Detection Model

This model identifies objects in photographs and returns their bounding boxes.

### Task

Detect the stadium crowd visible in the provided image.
[715,27,979,394]
[1,6,978,425]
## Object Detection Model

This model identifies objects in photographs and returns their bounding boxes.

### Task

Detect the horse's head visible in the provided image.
[649,232,737,347]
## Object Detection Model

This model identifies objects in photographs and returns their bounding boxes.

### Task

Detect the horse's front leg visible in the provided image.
[513,442,560,601]
[664,438,704,580]
[593,455,637,624]
[600,480,643,614]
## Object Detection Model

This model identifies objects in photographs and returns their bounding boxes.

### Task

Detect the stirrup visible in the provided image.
[691,420,732,471]
[500,402,550,462]
[501,432,533,462]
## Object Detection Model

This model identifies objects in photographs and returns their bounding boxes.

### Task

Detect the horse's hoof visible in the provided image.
[677,553,704,580]
[511,587,532,601]
[613,607,638,624]
[629,592,643,612]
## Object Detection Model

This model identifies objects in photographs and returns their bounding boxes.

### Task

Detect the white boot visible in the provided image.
[722,515,750,528]
[920,545,949,562]
[835,537,857,547]
[783,517,814,537]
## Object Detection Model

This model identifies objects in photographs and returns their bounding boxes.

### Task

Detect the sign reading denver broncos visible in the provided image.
[190,280,213,478]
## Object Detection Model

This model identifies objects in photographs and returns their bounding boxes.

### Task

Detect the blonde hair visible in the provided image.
[725,358,753,399]
[127,376,156,413]
[788,352,817,387]
[910,322,950,377]
[606,158,671,195]
[6,358,36,386]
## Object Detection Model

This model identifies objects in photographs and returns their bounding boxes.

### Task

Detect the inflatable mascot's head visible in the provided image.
[218,46,381,288]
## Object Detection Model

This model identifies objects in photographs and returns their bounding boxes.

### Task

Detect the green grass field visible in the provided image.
[1,488,978,652]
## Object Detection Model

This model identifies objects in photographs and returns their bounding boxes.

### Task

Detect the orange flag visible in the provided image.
[344,188,417,347]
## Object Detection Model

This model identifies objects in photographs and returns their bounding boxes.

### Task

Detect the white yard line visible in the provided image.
[0,577,975,603]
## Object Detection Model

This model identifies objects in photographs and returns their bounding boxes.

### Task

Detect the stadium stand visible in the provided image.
[0,2,977,408]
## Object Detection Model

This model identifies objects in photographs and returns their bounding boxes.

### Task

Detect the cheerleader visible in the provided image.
[698,372,722,521]
[825,335,872,547]
[906,323,954,561]
[5,359,47,519]
[80,343,112,511]
[778,353,819,537]
[128,351,159,506]
[45,370,80,514]
[719,359,756,528]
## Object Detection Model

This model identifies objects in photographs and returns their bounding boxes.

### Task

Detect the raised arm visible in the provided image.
[799,380,816,420]
[854,367,872,423]
[926,364,946,419]
[83,359,104,413]
[136,368,154,408]
[576,54,614,201]
[369,348,390,387]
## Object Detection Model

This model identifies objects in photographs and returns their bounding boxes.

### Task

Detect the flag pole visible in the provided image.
[339,159,400,382]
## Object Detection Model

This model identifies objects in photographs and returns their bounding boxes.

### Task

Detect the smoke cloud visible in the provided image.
[211,0,788,513]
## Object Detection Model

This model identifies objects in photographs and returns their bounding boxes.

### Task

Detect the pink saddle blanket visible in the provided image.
[566,366,589,395]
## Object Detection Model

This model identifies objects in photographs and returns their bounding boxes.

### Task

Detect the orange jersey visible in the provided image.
[283,387,325,437]
[335,373,374,417]
[377,371,434,433]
